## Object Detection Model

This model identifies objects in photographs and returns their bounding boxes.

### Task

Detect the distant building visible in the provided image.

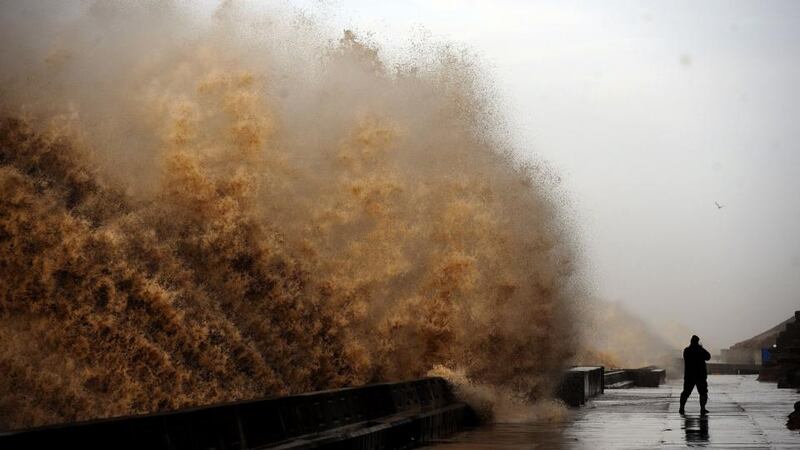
[720,314,796,366]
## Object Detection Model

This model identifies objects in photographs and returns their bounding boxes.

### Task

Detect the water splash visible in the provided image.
[0,2,581,429]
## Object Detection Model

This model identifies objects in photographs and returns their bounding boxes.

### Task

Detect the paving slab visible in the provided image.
[429,375,800,449]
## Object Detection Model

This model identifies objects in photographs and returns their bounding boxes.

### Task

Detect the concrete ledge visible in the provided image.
[272,403,469,449]
[604,367,667,389]
[632,367,667,387]
[706,363,760,375]
[557,366,604,406]
[0,377,474,450]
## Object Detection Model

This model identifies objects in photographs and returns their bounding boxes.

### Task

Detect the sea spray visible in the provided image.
[0,2,581,429]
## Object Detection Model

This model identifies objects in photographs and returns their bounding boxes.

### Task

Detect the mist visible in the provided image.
[327,0,800,351]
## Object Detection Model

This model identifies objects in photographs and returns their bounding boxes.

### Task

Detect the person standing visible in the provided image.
[679,335,711,415]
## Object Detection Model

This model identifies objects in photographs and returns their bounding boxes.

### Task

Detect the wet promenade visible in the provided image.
[430,375,800,449]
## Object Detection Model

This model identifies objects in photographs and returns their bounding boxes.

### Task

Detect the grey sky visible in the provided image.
[303,0,800,350]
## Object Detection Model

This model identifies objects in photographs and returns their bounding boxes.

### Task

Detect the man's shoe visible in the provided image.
[700,409,709,415]
[679,408,685,414]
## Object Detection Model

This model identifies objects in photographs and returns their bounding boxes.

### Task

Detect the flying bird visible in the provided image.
[715,201,724,209]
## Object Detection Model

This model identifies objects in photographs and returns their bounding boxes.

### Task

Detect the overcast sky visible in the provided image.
[299,0,800,350]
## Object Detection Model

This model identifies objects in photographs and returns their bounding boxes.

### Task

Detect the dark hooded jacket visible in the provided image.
[683,343,711,379]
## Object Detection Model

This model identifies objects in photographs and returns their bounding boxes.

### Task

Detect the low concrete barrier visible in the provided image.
[604,369,633,388]
[706,363,760,375]
[557,366,604,406]
[632,367,667,387]
[0,377,474,450]
[604,367,667,389]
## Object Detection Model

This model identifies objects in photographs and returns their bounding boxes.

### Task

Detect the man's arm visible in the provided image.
[701,346,711,361]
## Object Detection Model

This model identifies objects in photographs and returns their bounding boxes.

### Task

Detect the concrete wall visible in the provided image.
[0,377,473,450]
[706,363,760,375]
[631,368,667,387]
[557,367,604,406]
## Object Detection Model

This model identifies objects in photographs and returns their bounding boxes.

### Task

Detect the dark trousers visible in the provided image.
[680,377,708,410]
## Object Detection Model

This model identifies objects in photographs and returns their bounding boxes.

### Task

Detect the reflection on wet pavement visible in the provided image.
[682,415,709,445]
[429,375,800,449]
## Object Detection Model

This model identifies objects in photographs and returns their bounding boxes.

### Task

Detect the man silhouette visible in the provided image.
[679,335,711,415]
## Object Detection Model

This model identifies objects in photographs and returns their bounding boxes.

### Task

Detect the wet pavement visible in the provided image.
[430,375,800,449]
